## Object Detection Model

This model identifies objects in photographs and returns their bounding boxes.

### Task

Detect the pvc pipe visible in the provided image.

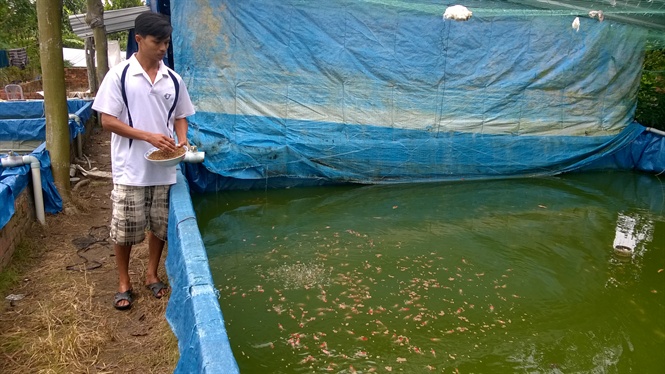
[645,127,665,137]
[183,150,205,164]
[69,114,83,157]
[1,154,46,225]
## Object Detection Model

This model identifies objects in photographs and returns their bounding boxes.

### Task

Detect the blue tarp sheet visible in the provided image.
[0,99,90,229]
[171,0,658,188]
[0,99,93,142]
[583,129,665,174]
[0,143,63,229]
[182,124,664,192]
[166,170,239,374]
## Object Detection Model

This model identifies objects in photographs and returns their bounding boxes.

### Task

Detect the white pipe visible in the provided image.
[69,114,83,158]
[645,127,665,137]
[1,154,46,225]
[183,150,205,164]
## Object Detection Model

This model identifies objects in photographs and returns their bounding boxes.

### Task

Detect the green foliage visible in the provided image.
[0,0,78,83]
[0,238,39,297]
[0,0,39,82]
[635,50,665,131]
[0,66,33,85]
[0,0,38,46]
[109,31,129,50]
[0,48,41,86]
[62,0,87,46]
[103,0,144,11]
[0,0,141,83]
[63,37,85,49]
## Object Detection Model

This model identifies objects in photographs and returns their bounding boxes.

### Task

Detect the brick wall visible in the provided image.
[64,67,90,91]
[0,188,35,270]
[0,67,91,100]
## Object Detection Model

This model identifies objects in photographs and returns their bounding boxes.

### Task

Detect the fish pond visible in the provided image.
[192,171,665,373]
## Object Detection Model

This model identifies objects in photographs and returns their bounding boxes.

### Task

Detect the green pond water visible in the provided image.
[192,171,665,373]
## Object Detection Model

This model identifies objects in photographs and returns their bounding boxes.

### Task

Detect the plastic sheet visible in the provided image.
[165,170,239,374]
[0,143,63,229]
[583,128,665,174]
[0,99,93,143]
[172,0,652,189]
[0,99,91,229]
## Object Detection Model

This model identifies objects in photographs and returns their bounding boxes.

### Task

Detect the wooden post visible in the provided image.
[85,0,109,84]
[85,37,98,94]
[36,0,71,207]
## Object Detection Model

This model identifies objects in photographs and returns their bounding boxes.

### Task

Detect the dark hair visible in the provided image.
[134,12,172,41]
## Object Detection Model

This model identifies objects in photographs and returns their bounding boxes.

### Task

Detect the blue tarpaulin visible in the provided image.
[0,99,93,143]
[0,143,63,229]
[166,170,239,374]
[170,0,660,189]
[0,99,91,230]
[583,129,665,173]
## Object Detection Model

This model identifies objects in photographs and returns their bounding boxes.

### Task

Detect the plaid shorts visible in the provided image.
[110,184,171,246]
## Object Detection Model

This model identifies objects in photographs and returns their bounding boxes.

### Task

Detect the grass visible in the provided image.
[0,228,41,298]
[0,248,114,373]
[27,273,114,372]
[0,226,178,373]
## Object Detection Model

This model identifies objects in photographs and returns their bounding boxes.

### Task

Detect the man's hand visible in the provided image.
[147,133,178,152]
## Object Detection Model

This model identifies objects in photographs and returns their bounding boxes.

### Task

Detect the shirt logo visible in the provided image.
[164,93,172,100]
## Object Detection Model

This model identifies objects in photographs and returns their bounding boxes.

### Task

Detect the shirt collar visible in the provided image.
[127,54,169,79]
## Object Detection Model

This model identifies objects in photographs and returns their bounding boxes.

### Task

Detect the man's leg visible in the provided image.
[145,185,170,298]
[114,243,133,308]
[146,232,167,298]
[110,184,146,309]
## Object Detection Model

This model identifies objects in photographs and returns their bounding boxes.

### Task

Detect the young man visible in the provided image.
[92,12,195,310]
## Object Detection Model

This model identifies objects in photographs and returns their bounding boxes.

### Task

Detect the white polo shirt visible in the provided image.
[92,55,195,186]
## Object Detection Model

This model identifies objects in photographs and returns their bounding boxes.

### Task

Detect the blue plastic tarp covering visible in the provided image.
[182,125,664,192]
[166,170,240,374]
[0,99,93,142]
[0,143,63,229]
[171,0,653,187]
[583,129,665,173]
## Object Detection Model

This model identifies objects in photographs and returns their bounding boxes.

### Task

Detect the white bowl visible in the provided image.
[144,146,188,167]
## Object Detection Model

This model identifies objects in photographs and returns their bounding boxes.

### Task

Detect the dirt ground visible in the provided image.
[0,126,179,373]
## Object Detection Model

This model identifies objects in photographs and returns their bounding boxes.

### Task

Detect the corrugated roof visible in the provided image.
[68,6,150,38]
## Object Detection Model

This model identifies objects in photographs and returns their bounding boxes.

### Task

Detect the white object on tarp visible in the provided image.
[572,17,581,32]
[443,5,473,21]
[589,10,604,22]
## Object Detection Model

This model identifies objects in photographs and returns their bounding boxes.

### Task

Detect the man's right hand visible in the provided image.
[147,133,178,152]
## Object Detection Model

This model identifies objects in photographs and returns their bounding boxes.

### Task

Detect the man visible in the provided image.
[92,12,195,310]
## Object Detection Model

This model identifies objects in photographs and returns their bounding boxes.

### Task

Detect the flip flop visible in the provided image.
[113,289,133,310]
[146,281,168,299]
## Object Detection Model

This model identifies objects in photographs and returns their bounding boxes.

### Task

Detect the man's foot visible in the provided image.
[145,281,168,299]
[113,289,133,310]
